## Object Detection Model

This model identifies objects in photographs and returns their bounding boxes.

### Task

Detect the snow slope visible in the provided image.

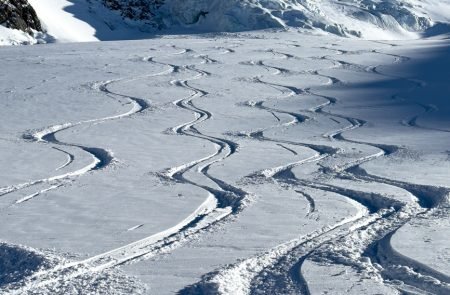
[0,29,449,294]
[26,0,159,42]
[160,0,432,38]
[1,0,450,45]
[0,25,39,45]
[26,0,99,42]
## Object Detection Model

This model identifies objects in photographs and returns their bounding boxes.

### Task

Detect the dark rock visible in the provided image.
[0,0,42,33]
[103,0,164,22]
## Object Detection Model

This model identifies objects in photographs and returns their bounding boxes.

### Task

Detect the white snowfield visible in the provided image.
[0,28,450,294]
[26,0,99,43]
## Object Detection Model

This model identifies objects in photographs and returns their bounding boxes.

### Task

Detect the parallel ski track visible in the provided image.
[4,42,449,295]
[180,44,450,295]
[0,63,174,204]
[6,47,252,294]
[253,46,450,295]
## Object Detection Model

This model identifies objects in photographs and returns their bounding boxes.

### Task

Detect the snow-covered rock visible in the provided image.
[1,0,450,45]
[0,0,41,32]
[113,0,438,38]
[0,0,48,45]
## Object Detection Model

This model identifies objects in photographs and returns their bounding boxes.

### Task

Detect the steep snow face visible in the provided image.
[23,0,158,43]
[408,0,450,23]
[0,0,99,44]
[27,0,100,42]
[1,0,450,45]
[113,0,448,38]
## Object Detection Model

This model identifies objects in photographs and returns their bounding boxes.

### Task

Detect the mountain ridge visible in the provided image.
[1,0,449,45]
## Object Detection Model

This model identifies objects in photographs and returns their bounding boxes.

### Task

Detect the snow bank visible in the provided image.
[0,26,33,46]
[0,243,51,286]
[0,26,47,46]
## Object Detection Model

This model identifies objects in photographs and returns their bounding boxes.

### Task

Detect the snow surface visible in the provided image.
[0,26,44,46]
[27,0,100,42]
[0,27,449,294]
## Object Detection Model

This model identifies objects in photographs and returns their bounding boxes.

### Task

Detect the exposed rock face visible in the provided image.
[99,0,432,37]
[0,0,42,33]
[0,0,437,45]
[103,0,164,23]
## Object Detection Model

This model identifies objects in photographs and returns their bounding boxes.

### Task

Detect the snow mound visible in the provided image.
[0,25,37,45]
[0,243,52,286]
[0,242,147,293]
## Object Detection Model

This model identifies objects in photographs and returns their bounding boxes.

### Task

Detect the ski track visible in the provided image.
[295,190,316,217]
[0,62,176,205]
[179,44,450,295]
[52,147,75,171]
[3,40,448,294]
[6,47,253,293]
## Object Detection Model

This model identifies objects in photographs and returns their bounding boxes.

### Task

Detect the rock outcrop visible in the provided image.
[99,0,432,37]
[0,0,42,33]
[103,0,164,23]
